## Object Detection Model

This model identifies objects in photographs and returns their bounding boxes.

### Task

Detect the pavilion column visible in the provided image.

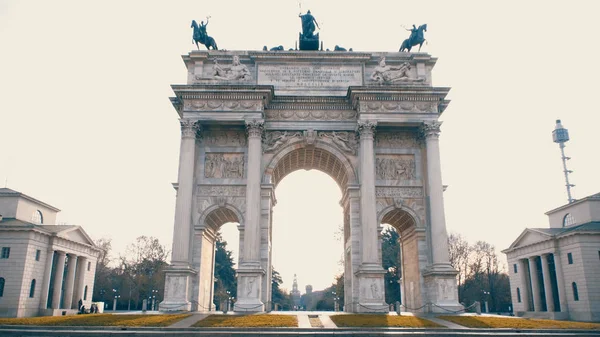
[51,251,66,309]
[420,121,461,312]
[160,119,199,312]
[518,259,532,311]
[528,256,542,312]
[235,120,265,312]
[62,254,78,309]
[39,250,55,309]
[553,252,568,312]
[74,256,87,308]
[541,253,555,312]
[170,119,199,267]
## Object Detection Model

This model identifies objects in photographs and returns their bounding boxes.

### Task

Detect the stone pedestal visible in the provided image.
[159,268,196,311]
[355,268,387,313]
[234,267,265,312]
[422,270,462,313]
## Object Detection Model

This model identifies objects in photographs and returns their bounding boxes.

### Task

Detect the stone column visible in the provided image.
[39,250,55,309]
[235,120,265,312]
[62,254,78,309]
[356,121,380,267]
[74,256,87,308]
[51,251,66,309]
[171,119,199,267]
[528,256,542,312]
[553,252,567,312]
[518,259,532,311]
[541,253,555,312]
[420,121,461,313]
[354,121,386,312]
[421,121,452,269]
[160,119,199,312]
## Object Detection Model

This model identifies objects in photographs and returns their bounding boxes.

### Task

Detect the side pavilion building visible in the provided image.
[503,192,600,322]
[0,188,101,317]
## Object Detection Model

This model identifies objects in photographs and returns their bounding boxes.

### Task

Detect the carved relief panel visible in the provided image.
[203,130,247,147]
[205,153,245,178]
[375,155,416,180]
[375,131,419,148]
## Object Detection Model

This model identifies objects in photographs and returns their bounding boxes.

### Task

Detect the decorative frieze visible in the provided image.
[264,109,356,121]
[204,153,245,179]
[376,155,416,180]
[184,100,261,112]
[359,101,435,113]
[375,187,423,198]
[375,132,419,148]
[197,185,246,197]
[203,130,247,147]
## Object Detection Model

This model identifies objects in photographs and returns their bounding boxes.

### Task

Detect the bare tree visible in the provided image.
[448,233,471,298]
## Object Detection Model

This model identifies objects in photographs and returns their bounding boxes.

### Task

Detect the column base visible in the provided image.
[422,266,463,314]
[355,264,387,313]
[234,264,265,312]
[160,266,197,312]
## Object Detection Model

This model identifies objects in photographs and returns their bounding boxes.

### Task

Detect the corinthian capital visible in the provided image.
[245,120,264,138]
[421,121,442,139]
[180,119,200,139]
[356,120,377,140]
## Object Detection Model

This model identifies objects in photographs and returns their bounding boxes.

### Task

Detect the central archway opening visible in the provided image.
[266,144,354,311]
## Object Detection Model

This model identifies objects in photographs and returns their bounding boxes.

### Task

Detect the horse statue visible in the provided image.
[191,19,218,50]
[399,24,427,52]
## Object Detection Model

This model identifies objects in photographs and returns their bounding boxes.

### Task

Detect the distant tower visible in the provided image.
[552,119,575,203]
[291,274,301,309]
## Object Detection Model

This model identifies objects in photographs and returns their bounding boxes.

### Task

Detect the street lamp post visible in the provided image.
[151,289,159,311]
[482,290,490,313]
[112,289,120,311]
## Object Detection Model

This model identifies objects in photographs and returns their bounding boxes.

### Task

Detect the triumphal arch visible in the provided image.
[159,50,461,313]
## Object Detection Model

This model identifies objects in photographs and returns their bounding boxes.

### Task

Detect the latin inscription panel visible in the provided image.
[257,64,363,88]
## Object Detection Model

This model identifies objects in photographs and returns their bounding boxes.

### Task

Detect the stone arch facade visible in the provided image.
[161,50,461,313]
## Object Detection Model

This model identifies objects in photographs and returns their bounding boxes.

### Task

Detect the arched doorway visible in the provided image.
[256,139,369,311]
[379,206,426,311]
[193,205,243,311]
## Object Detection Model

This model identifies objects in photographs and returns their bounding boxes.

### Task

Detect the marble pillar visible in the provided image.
[528,256,542,312]
[519,259,532,311]
[355,121,386,312]
[160,119,199,311]
[235,120,265,312]
[51,251,66,309]
[420,121,461,312]
[541,253,555,312]
[39,250,55,309]
[62,254,78,309]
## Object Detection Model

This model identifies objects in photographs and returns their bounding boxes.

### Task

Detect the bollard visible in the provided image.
[142,299,147,313]
[396,301,401,315]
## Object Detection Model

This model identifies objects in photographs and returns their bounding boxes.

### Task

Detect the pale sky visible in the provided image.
[1,1,599,293]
